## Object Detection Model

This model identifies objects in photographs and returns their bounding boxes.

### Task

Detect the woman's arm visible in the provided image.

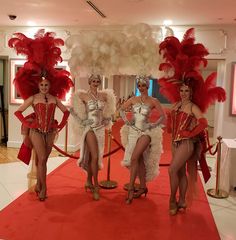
[120,97,134,124]
[56,97,68,113]
[121,97,134,111]
[152,98,167,126]
[17,96,34,112]
[56,98,70,130]
[14,96,34,125]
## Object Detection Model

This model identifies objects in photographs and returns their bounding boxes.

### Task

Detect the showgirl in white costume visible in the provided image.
[70,75,116,200]
[120,76,166,204]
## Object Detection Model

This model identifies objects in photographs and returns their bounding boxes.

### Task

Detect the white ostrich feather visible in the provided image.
[66,30,125,76]
[101,89,116,118]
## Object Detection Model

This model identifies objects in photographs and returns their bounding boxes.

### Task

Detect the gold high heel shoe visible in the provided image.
[84,182,93,192]
[92,186,100,201]
[133,187,148,198]
[169,201,178,216]
[126,188,134,204]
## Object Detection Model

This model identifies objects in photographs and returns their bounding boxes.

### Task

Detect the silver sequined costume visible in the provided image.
[70,89,116,171]
[120,103,163,181]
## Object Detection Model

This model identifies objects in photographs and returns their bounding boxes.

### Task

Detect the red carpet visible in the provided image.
[0,122,220,240]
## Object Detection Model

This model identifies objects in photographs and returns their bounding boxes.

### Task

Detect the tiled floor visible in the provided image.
[200,155,236,240]
[0,155,236,240]
[0,156,68,210]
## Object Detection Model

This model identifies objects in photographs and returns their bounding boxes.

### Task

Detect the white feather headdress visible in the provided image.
[65,31,126,77]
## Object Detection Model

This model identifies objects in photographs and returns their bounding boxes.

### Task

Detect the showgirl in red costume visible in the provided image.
[158,28,226,215]
[9,29,73,201]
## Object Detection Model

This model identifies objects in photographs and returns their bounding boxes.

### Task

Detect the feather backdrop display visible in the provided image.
[158,28,226,112]
[66,23,171,78]
[120,23,163,76]
[66,30,126,77]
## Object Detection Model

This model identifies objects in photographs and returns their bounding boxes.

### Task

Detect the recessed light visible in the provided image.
[163,19,173,26]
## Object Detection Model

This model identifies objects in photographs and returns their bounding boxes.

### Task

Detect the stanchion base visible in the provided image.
[123,183,140,192]
[207,188,229,199]
[99,180,118,189]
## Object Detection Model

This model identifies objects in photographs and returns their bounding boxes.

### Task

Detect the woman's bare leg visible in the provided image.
[127,135,150,202]
[30,131,55,200]
[169,141,194,203]
[178,164,187,206]
[86,153,93,186]
[44,132,56,194]
[30,131,48,200]
[34,155,41,193]
[85,131,99,187]
[138,157,146,189]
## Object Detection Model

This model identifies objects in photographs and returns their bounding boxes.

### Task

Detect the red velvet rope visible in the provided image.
[53,135,125,159]
[53,144,78,159]
[111,137,125,151]
[204,130,218,155]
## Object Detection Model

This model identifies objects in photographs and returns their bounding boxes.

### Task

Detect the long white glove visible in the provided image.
[120,109,134,126]
[146,115,165,129]
[70,108,94,126]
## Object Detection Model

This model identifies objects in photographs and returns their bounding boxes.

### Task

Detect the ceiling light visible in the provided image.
[27,21,36,26]
[163,20,173,26]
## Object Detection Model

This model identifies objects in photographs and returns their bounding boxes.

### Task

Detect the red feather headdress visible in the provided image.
[8,29,73,100]
[158,28,226,112]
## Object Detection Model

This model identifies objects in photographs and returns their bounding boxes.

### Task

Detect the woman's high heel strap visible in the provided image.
[133,187,148,199]
[126,188,134,204]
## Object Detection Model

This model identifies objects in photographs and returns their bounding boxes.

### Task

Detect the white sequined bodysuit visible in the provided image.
[70,89,116,172]
[87,99,105,128]
[133,103,151,131]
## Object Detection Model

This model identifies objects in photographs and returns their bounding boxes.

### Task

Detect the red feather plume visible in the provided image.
[9,29,73,100]
[158,28,226,112]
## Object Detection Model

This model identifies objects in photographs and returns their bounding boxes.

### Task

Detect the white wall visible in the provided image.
[1,25,236,150]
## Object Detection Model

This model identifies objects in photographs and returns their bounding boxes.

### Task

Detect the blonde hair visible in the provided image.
[88,74,102,85]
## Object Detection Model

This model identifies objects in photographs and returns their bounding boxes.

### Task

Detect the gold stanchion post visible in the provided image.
[99,128,118,189]
[64,122,68,153]
[27,149,37,192]
[207,136,229,198]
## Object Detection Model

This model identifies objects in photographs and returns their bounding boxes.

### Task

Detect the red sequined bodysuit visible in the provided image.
[171,110,197,142]
[28,103,58,133]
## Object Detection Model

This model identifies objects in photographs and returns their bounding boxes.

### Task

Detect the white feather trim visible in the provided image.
[70,90,87,148]
[70,90,87,121]
[120,125,163,181]
[120,124,129,147]
[101,89,116,118]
